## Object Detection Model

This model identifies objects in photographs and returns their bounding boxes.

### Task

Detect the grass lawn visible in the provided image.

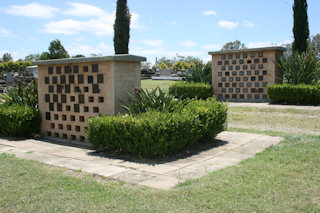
[1,77,319,211]
[1,106,320,212]
[1,134,319,212]
[228,107,320,135]
[141,79,177,91]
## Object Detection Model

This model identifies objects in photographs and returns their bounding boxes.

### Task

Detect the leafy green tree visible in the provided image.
[184,56,203,65]
[114,0,131,54]
[72,54,85,58]
[221,40,246,51]
[40,52,50,60]
[173,61,190,71]
[185,62,212,84]
[18,61,26,71]
[292,0,309,54]
[17,61,32,71]
[3,61,17,72]
[0,61,31,73]
[158,57,176,68]
[2,53,13,62]
[25,54,40,61]
[0,63,4,72]
[158,63,168,70]
[48,39,70,59]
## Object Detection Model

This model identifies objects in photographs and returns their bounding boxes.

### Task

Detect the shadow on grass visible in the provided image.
[86,138,228,165]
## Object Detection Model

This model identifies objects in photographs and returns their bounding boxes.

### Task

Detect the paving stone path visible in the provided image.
[0,132,283,189]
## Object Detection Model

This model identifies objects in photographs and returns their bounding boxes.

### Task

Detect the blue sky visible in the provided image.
[0,0,319,63]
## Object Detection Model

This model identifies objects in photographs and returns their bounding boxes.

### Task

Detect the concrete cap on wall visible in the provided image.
[33,54,147,65]
[208,46,286,55]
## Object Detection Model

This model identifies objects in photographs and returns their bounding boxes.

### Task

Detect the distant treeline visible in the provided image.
[0,61,32,73]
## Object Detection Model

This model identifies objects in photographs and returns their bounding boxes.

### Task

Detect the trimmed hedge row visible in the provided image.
[0,104,41,137]
[267,84,320,105]
[87,98,227,157]
[169,82,213,99]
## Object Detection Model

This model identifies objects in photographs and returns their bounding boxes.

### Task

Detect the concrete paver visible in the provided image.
[139,164,181,175]
[139,175,181,189]
[166,168,206,180]
[111,170,157,184]
[184,162,227,173]
[95,166,129,177]
[0,131,283,189]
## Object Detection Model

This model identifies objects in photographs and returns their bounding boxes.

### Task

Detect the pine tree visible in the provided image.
[292,0,309,54]
[114,0,131,54]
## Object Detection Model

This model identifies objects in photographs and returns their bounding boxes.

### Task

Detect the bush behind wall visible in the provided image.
[169,82,213,100]
[267,84,320,105]
[0,104,41,137]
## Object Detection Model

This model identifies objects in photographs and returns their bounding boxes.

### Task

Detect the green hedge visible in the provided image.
[0,104,41,137]
[87,98,227,157]
[169,82,213,99]
[267,84,320,105]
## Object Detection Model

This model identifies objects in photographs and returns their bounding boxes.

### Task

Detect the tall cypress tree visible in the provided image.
[114,0,131,54]
[292,0,309,54]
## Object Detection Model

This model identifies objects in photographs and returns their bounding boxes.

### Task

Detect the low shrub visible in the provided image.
[87,98,227,157]
[267,84,320,105]
[121,87,176,114]
[169,82,213,99]
[0,104,41,137]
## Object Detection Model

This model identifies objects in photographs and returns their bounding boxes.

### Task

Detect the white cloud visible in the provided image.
[67,42,113,56]
[75,36,86,42]
[29,36,37,41]
[131,47,166,56]
[43,18,113,35]
[202,44,223,50]
[5,3,59,18]
[131,12,145,29]
[243,20,256,28]
[218,20,239,29]
[202,55,212,63]
[141,39,163,47]
[131,47,203,58]
[64,2,107,17]
[179,40,197,47]
[42,3,143,36]
[202,10,216,16]
[0,28,11,37]
[164,21,179,25]
[177,50,203,57]
[248,40,292,48]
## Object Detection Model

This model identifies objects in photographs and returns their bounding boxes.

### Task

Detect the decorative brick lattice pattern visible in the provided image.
[213,51,275,101]
[43,64,104,142]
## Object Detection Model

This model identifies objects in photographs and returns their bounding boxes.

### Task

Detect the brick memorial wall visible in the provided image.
[209,47,285,102]
[34,55,146,143]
